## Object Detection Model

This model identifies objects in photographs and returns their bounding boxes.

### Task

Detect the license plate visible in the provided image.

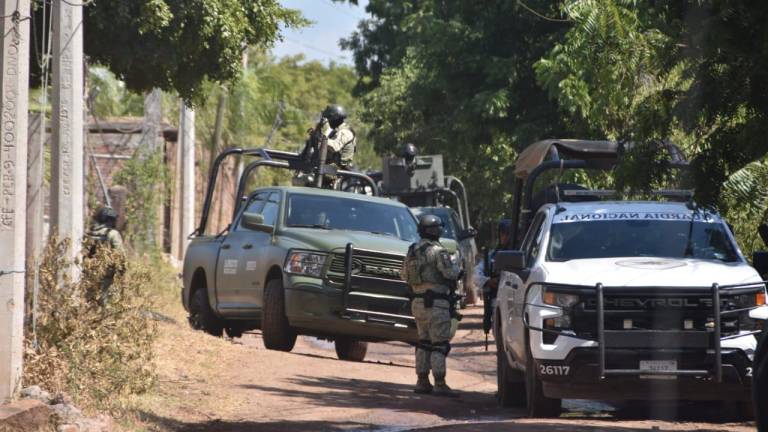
[639,360,677,380]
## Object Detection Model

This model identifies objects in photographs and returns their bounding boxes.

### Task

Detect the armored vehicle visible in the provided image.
[182,148,419,362]
[372,150,478,303]
[491,140,768,417]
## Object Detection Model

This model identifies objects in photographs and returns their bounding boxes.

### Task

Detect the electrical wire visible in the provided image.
[283,36,346,59]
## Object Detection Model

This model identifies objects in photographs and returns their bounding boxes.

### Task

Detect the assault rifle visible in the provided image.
[296,118,331,188]
[448,270,465,322]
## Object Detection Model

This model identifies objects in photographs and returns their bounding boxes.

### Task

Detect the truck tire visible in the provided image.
[496,325,525,407]
[189,287,224,337]
[262,278,297,351]
[334,337,368,362]
[525,334,561,417]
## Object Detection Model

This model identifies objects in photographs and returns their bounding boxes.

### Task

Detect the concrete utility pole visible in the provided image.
[143,89,162,153]
[179,102,195,257]
[51,0,84,271]
[142,88,162,247]
[0,0,31,402]
[26,114,45,272]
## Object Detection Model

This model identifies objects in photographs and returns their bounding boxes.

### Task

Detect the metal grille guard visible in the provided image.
[521,280,767,382]
[340,243,415,326]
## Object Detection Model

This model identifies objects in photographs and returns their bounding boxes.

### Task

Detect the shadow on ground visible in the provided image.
[138,411,373,432]
[239,375,508,421]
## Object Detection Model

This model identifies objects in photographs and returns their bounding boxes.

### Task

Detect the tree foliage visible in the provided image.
[31,0,305,101]
[536,1,768,210]
[345,0,768,252]
[84,0,306,102]
[346,0,571,230]
[193,52,378,175]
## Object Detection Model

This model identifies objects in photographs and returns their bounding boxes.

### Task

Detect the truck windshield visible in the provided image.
[547,220,740,262]
[285,194,420,242]
[412,208,457,239]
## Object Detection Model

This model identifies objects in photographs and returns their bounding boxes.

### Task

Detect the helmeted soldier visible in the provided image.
[84,206,125,305]
[321,104,356,170]
[401,143,418,174]
[85,206,124,252]
[473,219,513,294]
[401,214,462,397]
[475,219,513,352]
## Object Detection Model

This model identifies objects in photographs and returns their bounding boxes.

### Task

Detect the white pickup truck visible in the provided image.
[493,201,768,417]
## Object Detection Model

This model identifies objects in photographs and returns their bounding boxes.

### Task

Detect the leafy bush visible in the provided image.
[24,238,156,413]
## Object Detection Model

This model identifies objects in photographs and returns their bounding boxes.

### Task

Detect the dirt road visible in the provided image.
[132,305,756,431]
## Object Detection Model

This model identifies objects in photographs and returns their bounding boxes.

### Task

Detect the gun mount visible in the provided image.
[194,147,378,237]
[370,152,471,230]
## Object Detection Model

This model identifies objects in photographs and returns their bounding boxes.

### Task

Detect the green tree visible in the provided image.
[535,0,768,254]
[194,52,377,186]
[536,1,768,209]
[32,0,305,102]
[345,0,572,229]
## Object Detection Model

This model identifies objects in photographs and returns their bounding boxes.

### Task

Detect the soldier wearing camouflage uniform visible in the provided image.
[401,214,461,397]
[84,207,124,305]
[321,104,356,170]
[85,207,123,251]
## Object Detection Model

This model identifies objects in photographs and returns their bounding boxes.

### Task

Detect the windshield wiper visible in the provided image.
[289,224,331,230]
[369,231,397,238]
[343,229,397,238]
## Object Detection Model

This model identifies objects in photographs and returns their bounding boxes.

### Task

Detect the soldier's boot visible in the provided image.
[414,373,433,394]
[432,375,459,398]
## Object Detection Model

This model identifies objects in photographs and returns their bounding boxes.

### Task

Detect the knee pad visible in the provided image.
[432,340,451,356]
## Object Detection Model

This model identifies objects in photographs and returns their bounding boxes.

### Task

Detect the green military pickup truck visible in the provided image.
[182,184,421,362]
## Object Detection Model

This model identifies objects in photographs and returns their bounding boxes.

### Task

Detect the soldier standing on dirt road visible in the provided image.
[401,214,462,397]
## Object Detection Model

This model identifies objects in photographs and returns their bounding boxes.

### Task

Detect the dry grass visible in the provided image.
[24,238,162,414]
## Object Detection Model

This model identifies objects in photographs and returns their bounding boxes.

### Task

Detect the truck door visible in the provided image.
[215,191,269,314]
[506,210,547,363]
[239,191,281,309]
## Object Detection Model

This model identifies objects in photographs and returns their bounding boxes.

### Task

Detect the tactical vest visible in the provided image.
[84,226,115,257]
[329,125,356,167]
[404,240,450,293]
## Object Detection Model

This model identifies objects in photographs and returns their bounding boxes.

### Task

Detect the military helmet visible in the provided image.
[418,214,443,240]
[96,206,118,224]
[322,104,347,123]
[401,143,418,164]
[498,218,513,235]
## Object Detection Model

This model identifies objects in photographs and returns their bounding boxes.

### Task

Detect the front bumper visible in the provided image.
[284,274,417,343]
[537,347,753,401]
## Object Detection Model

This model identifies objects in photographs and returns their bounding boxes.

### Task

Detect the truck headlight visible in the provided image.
[542,289,579,336]
[284,252,327,277]
[543,290,580,308]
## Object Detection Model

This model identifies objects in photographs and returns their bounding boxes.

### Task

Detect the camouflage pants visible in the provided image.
[411,298,452,378]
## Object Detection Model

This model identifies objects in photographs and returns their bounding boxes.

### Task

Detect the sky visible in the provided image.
[272,0,370,66]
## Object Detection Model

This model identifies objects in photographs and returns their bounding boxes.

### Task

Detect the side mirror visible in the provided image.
[493,250,526,273]
[457,228,477,241]
[759,223,768,246]
[241,212,273,233]
[754,252,768,277]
